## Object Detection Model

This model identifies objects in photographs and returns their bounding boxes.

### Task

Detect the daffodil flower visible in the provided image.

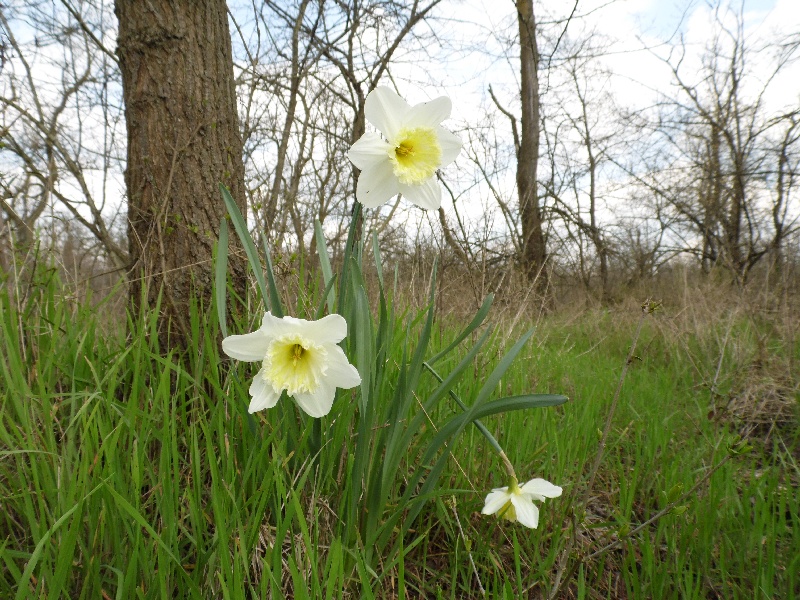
[221,312,361,418]
[481,477,562,529]
[347,86,462,210]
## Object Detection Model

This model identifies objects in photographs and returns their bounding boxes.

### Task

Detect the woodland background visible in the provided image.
[2,0,799,309]
[1,0,799,598]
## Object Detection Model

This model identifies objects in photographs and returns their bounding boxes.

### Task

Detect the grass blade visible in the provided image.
[15,483,104,600]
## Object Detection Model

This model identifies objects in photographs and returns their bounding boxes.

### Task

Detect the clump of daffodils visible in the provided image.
[482,477,562,529]
[220,85,566,543]
[347,86,462,210]
[222,312,361,417]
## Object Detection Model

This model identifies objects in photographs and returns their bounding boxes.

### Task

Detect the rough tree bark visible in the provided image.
[115,0,246,350]
[516,0,547,288]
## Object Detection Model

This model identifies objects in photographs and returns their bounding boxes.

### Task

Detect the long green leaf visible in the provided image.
[349,256,373,414]
[431,393,568,450]
[337,201,362,311]
[422,359,505,457]
[372,231,384,289]
[47,490,84,600]
[346,257,375,545]
[315,219,335,313]
[215,217,229,338]
[424,331,538,462]
[261,234,284,317]
[402,260,438,415]
[426,293,494,366]
[314,275,338,320]
[219,183,268,305]
[383,327,493,498]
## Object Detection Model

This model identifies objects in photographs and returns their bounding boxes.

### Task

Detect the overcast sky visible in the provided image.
[383,0,800,241]
[396,0,800,115]
[5,0,798,241]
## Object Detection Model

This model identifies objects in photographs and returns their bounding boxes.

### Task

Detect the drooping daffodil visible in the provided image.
[347,86,462,210]
[221,312,361,418]
[481,477,562,529]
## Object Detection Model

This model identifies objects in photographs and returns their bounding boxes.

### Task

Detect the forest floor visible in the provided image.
[1,268,798,598]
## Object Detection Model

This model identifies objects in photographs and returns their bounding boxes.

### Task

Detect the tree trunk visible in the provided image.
[115,0,246,350]
[727,145,746,278]
[701,123,722,273]
[583,105,608,302]
[516,0,546,289]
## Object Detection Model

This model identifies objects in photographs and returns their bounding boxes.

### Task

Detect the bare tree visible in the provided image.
[484,1,586,290]
[0,0,126,269]
[514,0,546,286]
[539,35,621,301]
[636,4,800,282]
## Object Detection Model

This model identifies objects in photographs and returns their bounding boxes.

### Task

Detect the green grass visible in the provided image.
[1,270,798,598]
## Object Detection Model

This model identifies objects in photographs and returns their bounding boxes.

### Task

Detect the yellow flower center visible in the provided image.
[498,479,521,522]
[389,127,441,185]
[498,500,517,522]
[263,334,326,396]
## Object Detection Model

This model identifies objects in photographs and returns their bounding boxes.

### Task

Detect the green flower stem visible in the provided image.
[422,361,516,480]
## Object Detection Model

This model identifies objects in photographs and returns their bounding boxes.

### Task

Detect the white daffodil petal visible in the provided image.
[324,346,362,388]
[222,329,270,361]
[520,478,563,498]
[400,177,441,210]
[248,373,280,413]
[304,313,349,344]
[364,86,411,140]
[262,312,336,342]
[511,494,540,529]
[405,95,452,129]
[259,312,306,339]
[437,127,462,167]
[357,161,401,208]
[293,382,336,418]
[481,488,511,515]
[348,133,392,170]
